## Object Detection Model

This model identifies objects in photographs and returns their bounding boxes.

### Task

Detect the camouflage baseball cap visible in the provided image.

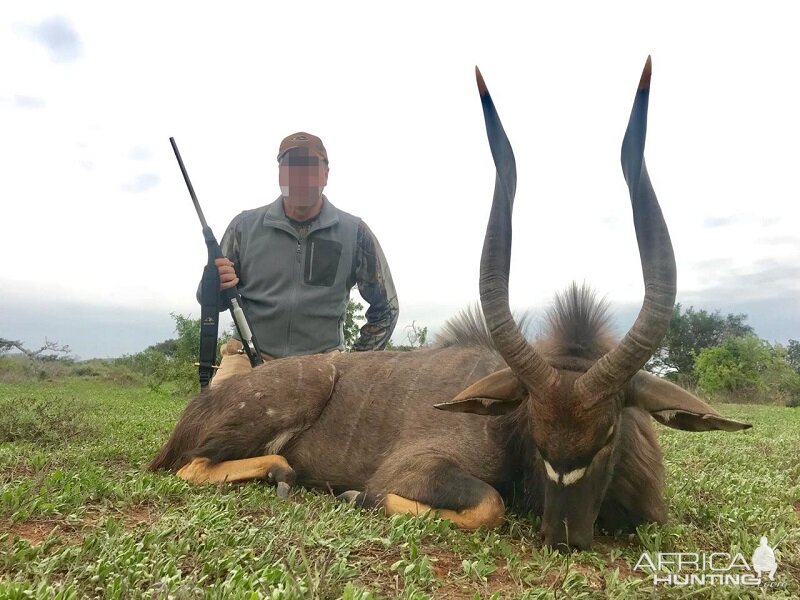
[277,132,328,163]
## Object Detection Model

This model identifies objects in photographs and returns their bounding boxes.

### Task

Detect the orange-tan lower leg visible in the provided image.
[177,455,294,487]
[382,491,505,530]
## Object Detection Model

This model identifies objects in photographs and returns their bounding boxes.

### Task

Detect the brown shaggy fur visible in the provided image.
[435,282,614,360]
[434,303,537,351]
[540,282,616,360]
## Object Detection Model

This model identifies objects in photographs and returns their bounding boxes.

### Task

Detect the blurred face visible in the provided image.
[279,149,329,209]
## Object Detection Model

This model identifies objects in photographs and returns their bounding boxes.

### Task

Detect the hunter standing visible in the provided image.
[207,132,398,387]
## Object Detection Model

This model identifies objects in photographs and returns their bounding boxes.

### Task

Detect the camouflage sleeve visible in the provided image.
[352,221,399,351]
[195,214,242,307]
[218,215,242,266]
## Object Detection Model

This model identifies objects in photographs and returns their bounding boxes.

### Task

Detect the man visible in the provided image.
[206,132,398,388]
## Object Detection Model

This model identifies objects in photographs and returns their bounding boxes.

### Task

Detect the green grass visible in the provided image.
[1,379,798,599]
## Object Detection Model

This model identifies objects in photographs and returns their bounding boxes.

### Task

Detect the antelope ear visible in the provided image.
[434,368,526,415]
[628,371,752,432]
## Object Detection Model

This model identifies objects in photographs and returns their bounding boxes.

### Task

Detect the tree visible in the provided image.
[0,338,72,362]
[694,336,771,396]
[386,321,428,351]
[344,300,365,351]
[120,313,228,395]
[646,304,753,384]
[786,339,800,374]
[147,338,178,357]
[404,321,428,348]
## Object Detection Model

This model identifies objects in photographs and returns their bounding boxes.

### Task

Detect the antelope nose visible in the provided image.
[545,538,592,552]
[543,526,592,552]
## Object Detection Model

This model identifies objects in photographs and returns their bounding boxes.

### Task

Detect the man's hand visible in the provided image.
[216,257,239,290]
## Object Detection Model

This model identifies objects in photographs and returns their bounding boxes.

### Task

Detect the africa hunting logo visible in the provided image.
[633,535,780,587]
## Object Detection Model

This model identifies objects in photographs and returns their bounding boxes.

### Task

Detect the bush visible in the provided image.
[114,312,230,396]
[0,355,35,383]
[116,346,198,396]
[0,355,75,383]
[646,304,752,383]
[694,335,800,405]
[73,364,99,377]
[0,395,94,444]
[344,300,365,351]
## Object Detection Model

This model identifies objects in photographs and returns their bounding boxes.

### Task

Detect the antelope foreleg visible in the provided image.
[382,491,505,530]
[344,454,506,529]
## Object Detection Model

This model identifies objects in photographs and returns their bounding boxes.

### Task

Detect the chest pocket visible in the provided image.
[304,238,342,287]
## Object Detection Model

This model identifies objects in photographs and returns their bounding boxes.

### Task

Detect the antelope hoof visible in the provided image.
[336,490,361,503]
[276,481,291,499]
[265,462,296,498]
[335,490,378,508]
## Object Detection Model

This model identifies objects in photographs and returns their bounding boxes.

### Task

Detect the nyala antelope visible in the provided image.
[150,57,750,550]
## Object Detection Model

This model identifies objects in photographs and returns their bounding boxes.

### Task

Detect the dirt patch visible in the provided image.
[486,565,521,594]
[2,502,155,548]
[793,499,800,520]
[428,551,474,600]
[0,462,36,482]
[4,518,84,547]
[610,557,636,579]
[344,541,404,597]
[121,503,155,527]
[427,548,522,600]
[432,583,477,599]
[540,564,566,589]
[571,563,608,590]
[5,520,54,545]
[349,540,402,566]
[103,457,132,470]
[348,542,519,599]
[534,557,636,593]
[430,550,462,579]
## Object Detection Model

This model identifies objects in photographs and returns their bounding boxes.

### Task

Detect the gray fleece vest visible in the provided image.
[231,197,360,358]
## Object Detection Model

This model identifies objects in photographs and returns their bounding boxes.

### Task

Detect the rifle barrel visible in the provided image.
[169,137,209,230]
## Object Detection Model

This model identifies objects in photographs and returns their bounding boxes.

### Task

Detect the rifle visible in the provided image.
[169,137,264,386]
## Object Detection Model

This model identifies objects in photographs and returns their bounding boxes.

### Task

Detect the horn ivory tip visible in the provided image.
[475,66,488,95]
[639,56,652,91]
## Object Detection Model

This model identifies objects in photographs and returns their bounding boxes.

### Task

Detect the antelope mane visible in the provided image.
[434,282,616,362]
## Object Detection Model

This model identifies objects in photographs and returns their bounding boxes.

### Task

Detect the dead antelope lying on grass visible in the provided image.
[150,57,750,550]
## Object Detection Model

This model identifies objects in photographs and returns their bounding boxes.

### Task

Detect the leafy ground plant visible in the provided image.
[0,393,94,445]
[1,378,798,598]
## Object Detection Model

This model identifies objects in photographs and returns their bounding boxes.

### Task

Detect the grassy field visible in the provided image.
[0,377,798,599]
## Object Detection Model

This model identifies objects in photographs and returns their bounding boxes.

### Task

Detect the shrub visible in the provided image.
[344,300,365,351]
[115,347,197,396]
[0,355,75,383]
[694,335,800,405]
[0,395,94,444]
[114,313,231,396]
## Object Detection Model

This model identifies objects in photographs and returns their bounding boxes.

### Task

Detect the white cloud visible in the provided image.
[21,15,82,63]
[122,173,160,193]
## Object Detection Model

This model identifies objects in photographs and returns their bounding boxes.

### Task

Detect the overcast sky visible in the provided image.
[1,2,798,359]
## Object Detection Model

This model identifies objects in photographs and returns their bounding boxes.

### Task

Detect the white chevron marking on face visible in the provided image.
[543,460,559,483]
[542,460,587,486]
[561,467,587,486]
